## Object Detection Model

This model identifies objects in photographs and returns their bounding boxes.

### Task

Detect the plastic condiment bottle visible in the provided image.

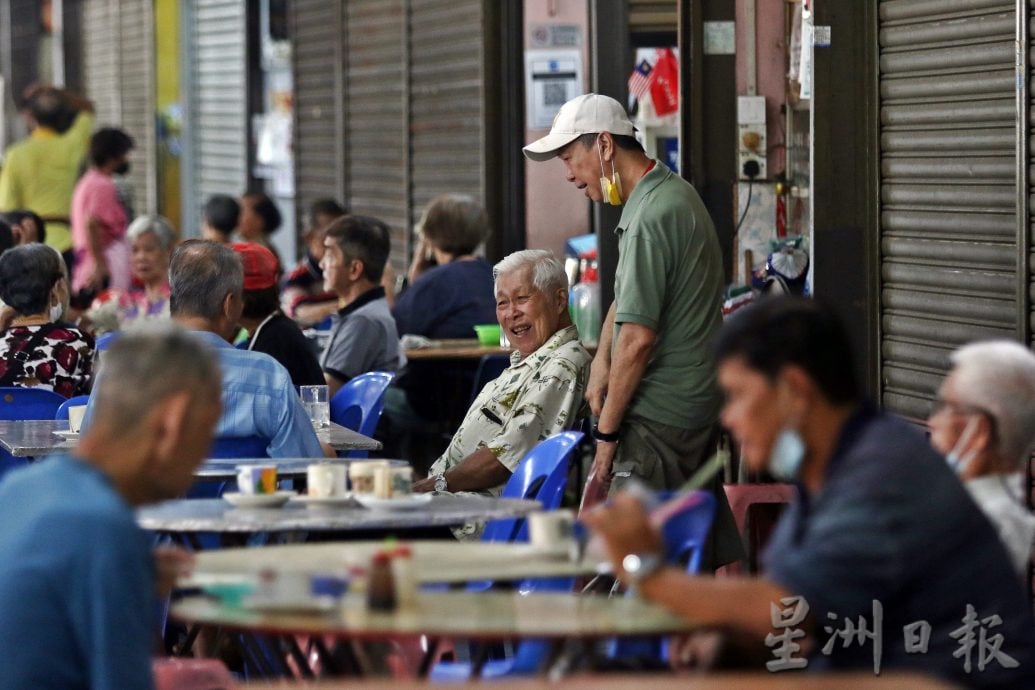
[392,544,417,608]
[366,551,397,611]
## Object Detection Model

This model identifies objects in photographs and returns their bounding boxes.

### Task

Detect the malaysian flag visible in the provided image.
[627,59,653,100]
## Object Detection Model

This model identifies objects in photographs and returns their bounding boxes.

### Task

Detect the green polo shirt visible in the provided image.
[612,160,724,430]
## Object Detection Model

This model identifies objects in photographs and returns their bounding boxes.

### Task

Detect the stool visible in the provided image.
[719,483,797,576]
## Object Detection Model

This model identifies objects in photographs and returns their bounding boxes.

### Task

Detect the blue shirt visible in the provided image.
[764,406,1035,686]
[0,455,155,690]
[392,259,496,338]
[190,331,324,458]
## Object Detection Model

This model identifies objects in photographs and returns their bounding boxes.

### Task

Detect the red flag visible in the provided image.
[649,48,679,116]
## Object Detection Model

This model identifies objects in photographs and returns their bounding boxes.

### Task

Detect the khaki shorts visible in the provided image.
[610,413,745,570]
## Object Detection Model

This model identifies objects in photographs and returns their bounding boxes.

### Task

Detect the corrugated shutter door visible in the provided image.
[345,0,408,261]
[408,0,484,227]
[878,0,1021,419]
[116,0,155,215]
[186,0,247,236]
[82,0,119,124]
[628,0,677,35]
[291,1,345,220]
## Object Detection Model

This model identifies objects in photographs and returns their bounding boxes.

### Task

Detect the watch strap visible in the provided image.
[592,423,620,443]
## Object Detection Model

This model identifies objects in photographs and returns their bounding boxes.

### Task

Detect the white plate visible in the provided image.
[354,493,433,510]
[51,430,79,440]
[242,595,338,614]
[292,494,359,509]
[222,491,295,508]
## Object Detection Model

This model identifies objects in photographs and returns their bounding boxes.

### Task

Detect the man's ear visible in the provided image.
[221,291,235,320]
[151,391,192,465]
[348,258,366,282]
[597,132,615,161]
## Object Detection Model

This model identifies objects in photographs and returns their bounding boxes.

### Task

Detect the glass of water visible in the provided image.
[300,385,330,428]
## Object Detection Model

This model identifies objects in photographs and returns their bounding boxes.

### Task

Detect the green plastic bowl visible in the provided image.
[473,324,502,346]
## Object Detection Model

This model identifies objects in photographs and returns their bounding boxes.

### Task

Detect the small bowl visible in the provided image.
[473,324,502,346]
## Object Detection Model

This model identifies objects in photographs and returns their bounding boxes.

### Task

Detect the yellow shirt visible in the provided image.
[0,112,94,251]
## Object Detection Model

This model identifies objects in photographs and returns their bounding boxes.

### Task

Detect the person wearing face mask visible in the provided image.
[524,93,740,570]
[927,340,1035,575]
[0,244,93,397]
[586,297,1035,685]
[70,127,135,306]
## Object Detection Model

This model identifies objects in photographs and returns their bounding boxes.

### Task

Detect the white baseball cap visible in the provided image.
[522,93,636,162]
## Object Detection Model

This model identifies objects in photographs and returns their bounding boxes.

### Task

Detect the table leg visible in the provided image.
[417,636,441,678]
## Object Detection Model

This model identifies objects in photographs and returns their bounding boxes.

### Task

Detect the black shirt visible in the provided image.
[248,312,325,388]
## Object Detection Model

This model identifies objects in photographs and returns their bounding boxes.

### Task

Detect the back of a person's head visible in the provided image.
[325,214,391,283]
[91,323,221,434]
[1,210,47,245]
[204,195,240,235]
[0,243,63,316]
[950,340,1035,465]
[714,296,860,405]
[308,199,347,228]
[26,86,70,131]
[0,220,13,256]
[169,240,243,321]
[420,194,488,256]
[242,192,283,235]
[88,127,134,168]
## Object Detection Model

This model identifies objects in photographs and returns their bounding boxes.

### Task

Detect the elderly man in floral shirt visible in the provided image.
[414,249,590,498]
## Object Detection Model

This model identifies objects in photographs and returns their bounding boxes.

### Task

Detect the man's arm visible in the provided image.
[86,217,109,289]
[413,446,511,492]
[590,319,656,479]
[585,302,616,415]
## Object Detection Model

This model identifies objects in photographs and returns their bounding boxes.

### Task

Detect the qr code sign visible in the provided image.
[542,81,568,107]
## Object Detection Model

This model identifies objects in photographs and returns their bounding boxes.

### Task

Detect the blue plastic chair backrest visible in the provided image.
[95,331,120,351]
[482,430,583,543]
[0,387,67,420]
[55,395,91,420]
[469,354,510,403]
[208,435,271,459]
[329,371,394,438]
[656,490,717,574]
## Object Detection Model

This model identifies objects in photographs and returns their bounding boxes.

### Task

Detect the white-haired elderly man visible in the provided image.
[928,340,1035,575]
[413,249,591,497]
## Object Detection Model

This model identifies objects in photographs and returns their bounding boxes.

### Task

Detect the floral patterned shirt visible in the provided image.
[429,324,591,497]
[0,324,94,398]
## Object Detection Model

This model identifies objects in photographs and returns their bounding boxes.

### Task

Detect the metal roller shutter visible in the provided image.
[408,0,484,228]
[345,0,408,266]
[291,0,346,222]
[82,0,119,123]
[628,0,677,35]
[184,0,247,237]
[878,0,1025,420]
[116,0,155,215]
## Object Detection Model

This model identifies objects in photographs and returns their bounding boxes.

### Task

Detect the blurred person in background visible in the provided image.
[85,215,175,334]
[238,192,283,270]
[200,194,239,244]
[233,242,323,388]
[70,127,135,305]
[927,340,1035,576]
[1,210,46,246]
[0,244,92,398]
[282,198,346,327]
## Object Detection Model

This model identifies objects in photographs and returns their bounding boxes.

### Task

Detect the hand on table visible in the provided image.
[412,476,436,493]
[154,546,195,599]
[583,492,663,586]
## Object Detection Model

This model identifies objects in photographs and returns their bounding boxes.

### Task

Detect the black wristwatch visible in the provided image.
[591,423,620,443]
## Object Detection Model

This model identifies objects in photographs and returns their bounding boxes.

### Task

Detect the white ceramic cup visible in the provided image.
[66,405,87,433]
[307,463,347,498]
[349,462,378,495]
[528,509,576,552]
[236,464,278,495]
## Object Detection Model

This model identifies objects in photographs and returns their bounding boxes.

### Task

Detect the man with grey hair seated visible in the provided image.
[414,249,591,497]
[165,239,330,458]
[0,325,221,688]
[928,339,1035,574]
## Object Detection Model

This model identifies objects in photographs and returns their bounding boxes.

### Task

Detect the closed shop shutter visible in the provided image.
[184,0,247,236]
[408,0,485,234]
[628,0,677,35]
[345,0,408,265]
[878,0,1025,419]
[82,0,119,123]
[291,0,346,222]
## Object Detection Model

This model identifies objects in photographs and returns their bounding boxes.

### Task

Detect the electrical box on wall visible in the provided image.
[737,96,767,180]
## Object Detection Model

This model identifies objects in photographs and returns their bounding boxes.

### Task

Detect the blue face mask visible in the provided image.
[769,427,805,481]
[945,416,979,475]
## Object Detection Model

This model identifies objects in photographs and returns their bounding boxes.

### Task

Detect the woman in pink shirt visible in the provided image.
[70,128,134,303]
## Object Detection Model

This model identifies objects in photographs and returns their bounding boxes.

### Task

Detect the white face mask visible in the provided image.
[769,427,805,481]
[945,416,979,475]
[49,301,64,323]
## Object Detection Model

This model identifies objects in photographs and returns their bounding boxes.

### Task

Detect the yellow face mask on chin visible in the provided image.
[597,141,624,206]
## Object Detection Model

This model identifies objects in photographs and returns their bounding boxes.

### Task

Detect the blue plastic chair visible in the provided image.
[482,430,583,544]
[329,371,394,458]
[55,395,90,420]
[469,354,510,403]
[95,331,120,351]
[0,387,68,481]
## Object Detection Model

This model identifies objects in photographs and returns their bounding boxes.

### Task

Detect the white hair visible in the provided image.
[127,214,176,249]
[950,340,1035,468]
[493,249,567,296]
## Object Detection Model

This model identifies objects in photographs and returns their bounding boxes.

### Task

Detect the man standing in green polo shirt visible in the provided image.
[523,93,741,568]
